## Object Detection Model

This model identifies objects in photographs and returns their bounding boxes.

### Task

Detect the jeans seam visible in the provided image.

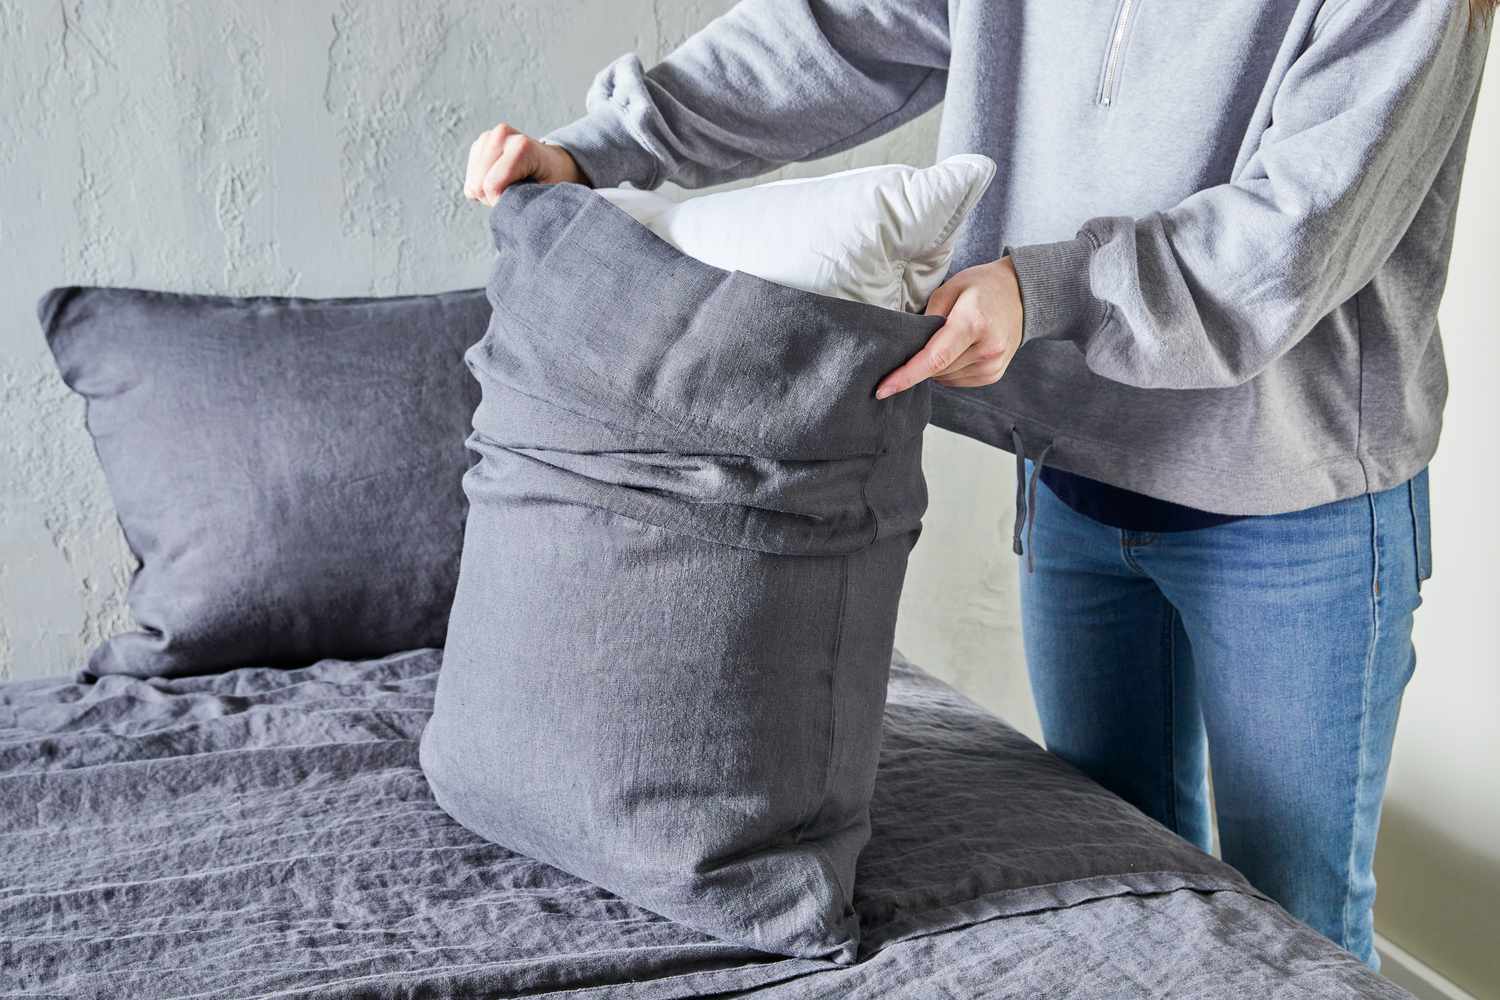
[1163,603,1180,835]
[1406,477,1429,590]
[1407,480,1420,591]
[1342,492,1382,948]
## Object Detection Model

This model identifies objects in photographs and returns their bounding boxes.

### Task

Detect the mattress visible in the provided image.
[0,649,1408,998]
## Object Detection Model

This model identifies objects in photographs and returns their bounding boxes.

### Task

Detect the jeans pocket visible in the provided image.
[1408,467,1433,588]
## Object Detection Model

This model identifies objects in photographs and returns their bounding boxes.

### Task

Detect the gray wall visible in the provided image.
[2,3,1494,996]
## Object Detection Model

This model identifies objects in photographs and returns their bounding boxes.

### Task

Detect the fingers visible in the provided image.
[481,132,543,206]
[464,123,514,201]
[465,123,553,206]
[875,320,977,400]
[934,373,995,388]
[934,340,1014,387]
[871,273,969,400]
[935,360,1010,388]
[883,259,1022,396]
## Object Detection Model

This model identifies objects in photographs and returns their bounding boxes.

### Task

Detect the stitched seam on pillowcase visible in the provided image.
[909,156,999,266]
[792,396,896,899]
[889,260,909,311]
[921,186,982,259]
[795,552,855,910]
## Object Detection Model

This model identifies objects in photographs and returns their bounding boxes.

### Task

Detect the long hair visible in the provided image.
[1474,0,1498,25]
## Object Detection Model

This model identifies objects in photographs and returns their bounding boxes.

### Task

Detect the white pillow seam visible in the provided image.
[918,175,991,259]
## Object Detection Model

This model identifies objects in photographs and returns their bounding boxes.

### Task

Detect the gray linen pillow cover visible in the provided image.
[420,183,941,963]
[41,286,490,679]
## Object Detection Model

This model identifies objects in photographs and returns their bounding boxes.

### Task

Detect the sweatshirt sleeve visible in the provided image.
[542,0,950,190]
[1010,0,1490,391]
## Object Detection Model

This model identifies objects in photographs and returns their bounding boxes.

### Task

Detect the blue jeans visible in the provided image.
[1018,467,1431,969]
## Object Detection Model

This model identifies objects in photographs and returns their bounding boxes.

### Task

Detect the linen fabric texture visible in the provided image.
[420,183,940,962]
[40,286,489,679]
[4,648,1409,1000]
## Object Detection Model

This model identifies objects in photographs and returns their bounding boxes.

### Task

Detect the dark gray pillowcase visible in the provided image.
[41,286,490,679]
[420,184,941,963]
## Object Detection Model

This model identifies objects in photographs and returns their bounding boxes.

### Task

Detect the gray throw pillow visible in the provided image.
[420,184,940,963]
[41,286,490,679]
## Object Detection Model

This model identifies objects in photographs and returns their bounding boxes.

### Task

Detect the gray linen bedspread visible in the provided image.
[0,649,1409,999]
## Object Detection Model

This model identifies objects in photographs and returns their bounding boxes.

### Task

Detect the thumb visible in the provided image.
[923,276,963,318]
[874,320,973,400]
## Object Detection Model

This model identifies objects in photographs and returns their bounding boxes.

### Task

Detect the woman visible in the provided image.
[461,0,1492,969]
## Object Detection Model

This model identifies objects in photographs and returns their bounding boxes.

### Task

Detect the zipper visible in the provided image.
[1097,0,1139,107]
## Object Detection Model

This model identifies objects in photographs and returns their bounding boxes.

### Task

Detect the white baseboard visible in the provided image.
[1376,933,1476,1000]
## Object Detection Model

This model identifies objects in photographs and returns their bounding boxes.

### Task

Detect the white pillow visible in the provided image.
[596,155,997,313]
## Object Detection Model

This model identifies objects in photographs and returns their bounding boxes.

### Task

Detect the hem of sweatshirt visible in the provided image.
[544,111,662,191]
[1006,235,1107,344]
[929,387,1440,517]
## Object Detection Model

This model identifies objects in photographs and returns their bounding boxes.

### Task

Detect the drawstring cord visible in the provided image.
[1010,428,1054,574]
[1010,429,1027,557]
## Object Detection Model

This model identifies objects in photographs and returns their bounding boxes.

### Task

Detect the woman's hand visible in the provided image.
[875,257,1024,399]
[463,123,586,206]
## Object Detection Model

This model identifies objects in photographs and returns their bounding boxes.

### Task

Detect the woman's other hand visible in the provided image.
[875,257,1024,399]
[463,124,586,206]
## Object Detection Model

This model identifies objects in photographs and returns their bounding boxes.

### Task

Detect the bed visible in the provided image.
[1,648,1409,999]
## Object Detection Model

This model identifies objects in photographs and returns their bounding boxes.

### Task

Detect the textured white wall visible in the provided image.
[2,2,1493,993]
[0,1,1023,717]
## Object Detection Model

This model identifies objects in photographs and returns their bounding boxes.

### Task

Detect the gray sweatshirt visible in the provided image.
[546,0,1491,514]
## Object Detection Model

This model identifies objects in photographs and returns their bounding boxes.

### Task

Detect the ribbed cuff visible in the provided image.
[1007,235,1105,345]
[543,110,662,191]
